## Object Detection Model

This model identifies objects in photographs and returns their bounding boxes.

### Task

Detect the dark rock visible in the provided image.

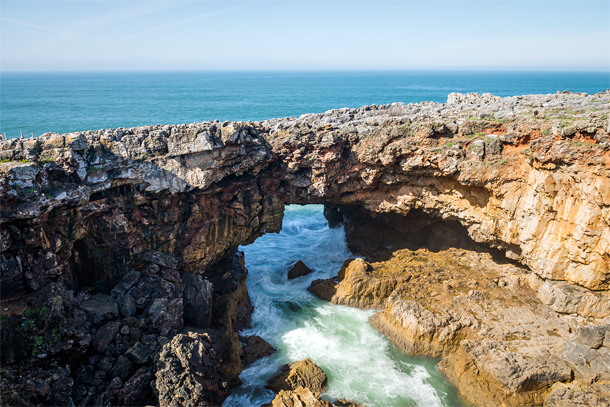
[125,342,152,365]
[75,364,94,385]
[308,278,339,301]
[94,322,120,353]
[110,377,123,389]
[242,335,277,367]
[82,293,119,326]
[117,294,136,317]
[154,332,229,407]
[288,260,313,280]
[111,270,141,298]
[132,276,184,312]
[146,298,184,337]
[109,355,133,383]
[97,356,115,372]
[323,204,343,228]
[144,251,178,269]
[182,273,213,328]
[266,359,327,394]
[119,367,153,406]
[161,268,182,283]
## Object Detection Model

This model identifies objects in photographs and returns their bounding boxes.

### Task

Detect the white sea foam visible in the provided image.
[223,205,461,407]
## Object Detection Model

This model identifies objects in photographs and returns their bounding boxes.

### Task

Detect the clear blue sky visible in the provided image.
[1,0,609,71]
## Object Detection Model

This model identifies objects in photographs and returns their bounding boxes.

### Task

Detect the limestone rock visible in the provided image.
[266,359,327,394]
[271,387,332,407]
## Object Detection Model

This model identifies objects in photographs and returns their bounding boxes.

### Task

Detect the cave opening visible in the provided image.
[322,204,521,266]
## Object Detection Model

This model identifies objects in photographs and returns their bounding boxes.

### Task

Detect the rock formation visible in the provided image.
[1,90,609,406]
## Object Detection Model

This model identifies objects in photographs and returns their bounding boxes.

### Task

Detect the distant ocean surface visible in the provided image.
[1,70,608,139]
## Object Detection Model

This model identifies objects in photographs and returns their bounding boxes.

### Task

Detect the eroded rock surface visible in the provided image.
[313,247,610,406]
[1,91,609,406]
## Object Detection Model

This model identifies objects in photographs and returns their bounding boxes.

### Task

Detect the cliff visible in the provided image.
[1,90,609,406]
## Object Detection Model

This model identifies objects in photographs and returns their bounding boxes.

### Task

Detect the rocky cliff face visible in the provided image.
[1,90,609,406]
[0,122,283,292]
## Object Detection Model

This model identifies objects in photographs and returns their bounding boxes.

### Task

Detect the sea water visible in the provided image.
[1,70,608,138]
[224,205,464,407]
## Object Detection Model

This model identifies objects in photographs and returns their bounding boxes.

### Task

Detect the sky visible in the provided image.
[1,0,609,71]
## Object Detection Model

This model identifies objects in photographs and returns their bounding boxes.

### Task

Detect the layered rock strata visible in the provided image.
[1,90,609,406]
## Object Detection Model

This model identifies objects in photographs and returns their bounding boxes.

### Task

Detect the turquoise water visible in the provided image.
[1,70,608,138]
[225,205,465,407]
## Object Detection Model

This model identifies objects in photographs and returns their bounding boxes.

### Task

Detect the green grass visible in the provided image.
[38,156,56,165]
[0,158,10,163]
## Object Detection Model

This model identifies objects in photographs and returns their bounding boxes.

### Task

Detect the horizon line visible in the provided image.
[2,68,609,74]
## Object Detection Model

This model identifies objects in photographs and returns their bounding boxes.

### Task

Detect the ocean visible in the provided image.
[1,70,608,139]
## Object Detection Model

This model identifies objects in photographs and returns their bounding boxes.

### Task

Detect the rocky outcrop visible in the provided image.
[270,387,365,407]
[154,331,229,407]
[288,260,314,280]
[242,335,277,367]
[266,358,328,394]
[1,90,609,406]
[313,247,610,407]
[0,121,283,292]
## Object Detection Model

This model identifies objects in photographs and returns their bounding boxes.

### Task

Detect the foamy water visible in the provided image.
[223,205,464,406]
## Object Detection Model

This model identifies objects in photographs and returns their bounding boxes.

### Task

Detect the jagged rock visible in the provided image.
[544,382,610,407]
[309,258,397,309]
[109,355,134,383]
[144,251,178,269]
[154,332,229,407]
[118,367,153,406]
[182,273,213,328]
[111,270,141,298]
[93,321,120,353]
[287,260,313,279]
[271,387,332,407]
[125,342,152,365]
[117,294,136,317]
[242,335,277,366]
[82,293,119,326]
[270,387,364,407]
[266,359,327,394]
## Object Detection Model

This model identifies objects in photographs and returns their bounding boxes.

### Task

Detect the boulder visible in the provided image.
[270,387,365,407]
[154,332,229,407]
[118,367,153,407]
[288,261,314,280]
[82,293,119,326]
[242,335,276,367]
[125,342,152,365]
[144,251,178,269]
[93,321,120,353]
[266,359,327,394]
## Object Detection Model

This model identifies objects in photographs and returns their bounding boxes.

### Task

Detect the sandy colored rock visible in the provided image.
[266,359,327,394]
[314,247,610,407]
